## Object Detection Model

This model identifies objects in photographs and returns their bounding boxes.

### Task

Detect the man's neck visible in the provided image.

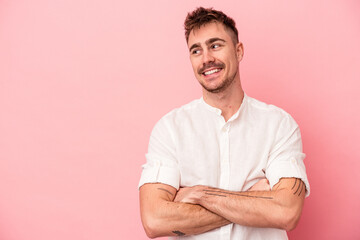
[202,79,244,122]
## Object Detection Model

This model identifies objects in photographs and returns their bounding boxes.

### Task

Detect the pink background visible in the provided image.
[1,0,359,239]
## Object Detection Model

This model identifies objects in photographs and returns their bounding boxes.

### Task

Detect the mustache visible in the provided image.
[198,62,225,74]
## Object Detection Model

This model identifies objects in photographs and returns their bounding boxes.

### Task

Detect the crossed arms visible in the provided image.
[139,177,306,238]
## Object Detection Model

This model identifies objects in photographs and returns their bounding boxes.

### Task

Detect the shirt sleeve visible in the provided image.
[138,116,180,190]
[266,114,310,197]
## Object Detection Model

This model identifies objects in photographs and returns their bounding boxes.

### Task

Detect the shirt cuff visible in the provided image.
[266,157,310,197]
[138,159,180,190]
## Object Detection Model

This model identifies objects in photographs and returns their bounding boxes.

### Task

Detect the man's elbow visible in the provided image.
[143,224,157,239]
[279,207,302,231]
[141,215,163,239]
[276,188,305,231]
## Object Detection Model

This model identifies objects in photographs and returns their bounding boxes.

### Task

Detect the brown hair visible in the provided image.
[184,7,239,44]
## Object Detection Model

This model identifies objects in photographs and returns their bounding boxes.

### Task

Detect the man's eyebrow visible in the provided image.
[205,37,226,45]
[189,43,200,52]
[189,38,226,52]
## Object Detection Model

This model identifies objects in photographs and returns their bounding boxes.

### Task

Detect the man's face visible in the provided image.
[188,22,243,93]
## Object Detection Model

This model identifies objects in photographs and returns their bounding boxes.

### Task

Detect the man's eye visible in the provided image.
[212,44,220,49]
[192,49,201,54]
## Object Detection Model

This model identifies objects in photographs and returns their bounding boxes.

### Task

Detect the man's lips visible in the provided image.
[203,68,222,76]
[198,62,225,75]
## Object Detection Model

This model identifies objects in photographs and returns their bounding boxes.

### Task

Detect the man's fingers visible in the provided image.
[248,178,271,191]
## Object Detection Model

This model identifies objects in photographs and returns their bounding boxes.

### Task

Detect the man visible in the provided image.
[139,7,310,240]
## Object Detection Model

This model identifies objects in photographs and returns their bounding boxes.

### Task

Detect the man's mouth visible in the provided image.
[198,62,225,77]
[203,68,222,76]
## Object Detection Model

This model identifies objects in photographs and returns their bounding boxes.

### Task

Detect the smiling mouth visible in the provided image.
[203,68,222,76]
[199,62,225,76]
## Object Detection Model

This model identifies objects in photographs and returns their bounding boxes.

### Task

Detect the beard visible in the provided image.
[199,68,238,93]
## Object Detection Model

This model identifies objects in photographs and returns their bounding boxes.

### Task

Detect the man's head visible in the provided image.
[184,7,239,45]
[184,7,243,94]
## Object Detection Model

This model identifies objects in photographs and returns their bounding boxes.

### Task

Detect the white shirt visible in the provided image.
[139,94,310,240]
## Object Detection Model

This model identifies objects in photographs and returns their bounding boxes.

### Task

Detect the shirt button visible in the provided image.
[222,126,228,132]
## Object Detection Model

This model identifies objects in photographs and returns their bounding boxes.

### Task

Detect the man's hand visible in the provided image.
[248,178,271,191]
[140,183,230,238]
[174,185,206,204]
[175,178,271,204]
[172,178,306,231]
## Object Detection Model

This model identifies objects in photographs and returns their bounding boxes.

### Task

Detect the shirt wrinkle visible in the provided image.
[139,93,310,240]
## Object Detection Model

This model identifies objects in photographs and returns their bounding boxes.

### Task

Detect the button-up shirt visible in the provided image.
[139,94,310,240]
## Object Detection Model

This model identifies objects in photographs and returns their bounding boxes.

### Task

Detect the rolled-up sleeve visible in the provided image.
[138,117,180,190]
[266,114,310,197]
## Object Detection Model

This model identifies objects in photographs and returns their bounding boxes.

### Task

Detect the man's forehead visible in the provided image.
[188,21,230,45]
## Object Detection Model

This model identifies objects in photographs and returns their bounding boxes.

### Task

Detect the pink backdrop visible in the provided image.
[1,0,359,239]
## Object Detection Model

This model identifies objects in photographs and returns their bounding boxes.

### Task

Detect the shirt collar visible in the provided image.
[200,93,248,121]
[200,97,222,115]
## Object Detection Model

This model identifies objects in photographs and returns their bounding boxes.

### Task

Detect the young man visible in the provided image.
[139,7,310,240]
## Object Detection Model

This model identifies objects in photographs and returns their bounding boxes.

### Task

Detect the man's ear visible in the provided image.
[236,42,244,61]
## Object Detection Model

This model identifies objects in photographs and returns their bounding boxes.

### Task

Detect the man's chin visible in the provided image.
[200,79,235,94]
[201,84,225,93]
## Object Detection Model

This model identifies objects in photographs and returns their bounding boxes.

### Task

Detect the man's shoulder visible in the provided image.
[161,98,202,119]
[246,95,292,119]
[245,95,299,128]
[153,98,202,128]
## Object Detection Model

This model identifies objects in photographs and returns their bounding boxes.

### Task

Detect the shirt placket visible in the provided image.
[219,121,232,240]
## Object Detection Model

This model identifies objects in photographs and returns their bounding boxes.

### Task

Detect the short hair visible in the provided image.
[184,7,239,44]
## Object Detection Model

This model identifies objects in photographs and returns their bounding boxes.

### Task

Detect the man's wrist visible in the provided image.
[194,186,207,205]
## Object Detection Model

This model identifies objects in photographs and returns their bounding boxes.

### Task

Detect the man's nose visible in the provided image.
[202,49,215,63]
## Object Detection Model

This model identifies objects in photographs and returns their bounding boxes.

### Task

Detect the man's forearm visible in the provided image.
[140,183,230,238]
[178,178,306,231]
[145,201,230,238]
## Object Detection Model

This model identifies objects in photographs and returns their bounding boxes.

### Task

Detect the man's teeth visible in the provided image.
[204,68,221,76]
